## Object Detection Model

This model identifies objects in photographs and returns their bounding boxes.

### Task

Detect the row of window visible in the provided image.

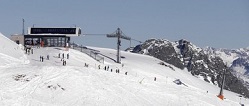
[30,28,77,34]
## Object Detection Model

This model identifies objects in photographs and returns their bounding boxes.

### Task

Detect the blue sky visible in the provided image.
[0,0,248,49]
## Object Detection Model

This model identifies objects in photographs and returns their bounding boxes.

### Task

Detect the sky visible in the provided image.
[0,0,249,50]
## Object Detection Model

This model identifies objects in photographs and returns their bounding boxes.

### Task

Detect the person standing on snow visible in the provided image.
[104,66,106,70]
[67,53,69,59]
[41,56,44,62]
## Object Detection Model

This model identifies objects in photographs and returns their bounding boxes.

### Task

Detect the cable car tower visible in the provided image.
[107,28,131,63]
[217,65,227,100]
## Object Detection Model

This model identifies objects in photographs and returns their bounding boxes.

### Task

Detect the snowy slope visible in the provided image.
[0,35,248,105]
[0,33,27,67]
[0,47,247,106]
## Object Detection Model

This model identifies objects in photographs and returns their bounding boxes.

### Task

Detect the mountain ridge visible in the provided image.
[132,38,249,98]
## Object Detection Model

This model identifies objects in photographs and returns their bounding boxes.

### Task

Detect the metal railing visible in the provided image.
[70,43,104,63]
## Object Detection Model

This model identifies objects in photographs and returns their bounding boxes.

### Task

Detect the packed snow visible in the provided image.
[0,33,27,67]
[0,33,248,106]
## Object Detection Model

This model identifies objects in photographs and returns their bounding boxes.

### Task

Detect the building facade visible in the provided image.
[23,27,81,47]
[10,34,24,45]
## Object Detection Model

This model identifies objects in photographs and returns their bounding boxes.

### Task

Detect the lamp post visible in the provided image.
[22,18,25,35]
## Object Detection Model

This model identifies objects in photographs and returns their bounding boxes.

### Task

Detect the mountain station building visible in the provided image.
[11,27,81,47]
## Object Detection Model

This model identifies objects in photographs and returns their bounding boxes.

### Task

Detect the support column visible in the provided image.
[117,28,121,63]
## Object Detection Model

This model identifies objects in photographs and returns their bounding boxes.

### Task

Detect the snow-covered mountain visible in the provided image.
[204,47,249,90]
[0,33,248,105]
[204,47,249,67]
[132,38,249,98]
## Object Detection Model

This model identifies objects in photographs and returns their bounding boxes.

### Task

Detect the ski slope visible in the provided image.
[0,33,248,106]
[0,33,27,67]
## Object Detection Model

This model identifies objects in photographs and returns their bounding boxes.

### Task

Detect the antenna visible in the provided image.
[22,18,25,35]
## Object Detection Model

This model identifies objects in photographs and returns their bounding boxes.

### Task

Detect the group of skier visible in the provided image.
[96,65,128,75]
[58,53,69,59]
[37,51,69,66]
[39,56,44,62]
[58,53,69,66]
[25,46,33,55]
[39,55,50,62]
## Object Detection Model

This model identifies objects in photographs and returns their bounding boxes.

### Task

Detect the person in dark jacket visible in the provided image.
[62,60,65,66]
[41,56,44,62]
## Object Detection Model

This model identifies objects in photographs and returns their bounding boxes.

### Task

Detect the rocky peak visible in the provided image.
[132,38,249,98]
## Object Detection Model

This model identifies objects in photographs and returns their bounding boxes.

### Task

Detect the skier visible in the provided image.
[62,53,64,59]
[67,53,69,59]
[40,56,42,62]
[104,66,106,70]
[58,53,60,58]
[154,77,156,81]
[41,56,44,62]
[25,47,28,54]
[98,65,100,69]
[107,66,109,71]
[110,69,112,72]
[125,72,128,75]
[31,49,33,54]
[47,55,49,60]
[84,63,88,67]
[27,49,30,55]
[62,60,64,66]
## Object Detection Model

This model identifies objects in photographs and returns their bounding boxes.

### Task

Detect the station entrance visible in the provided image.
[24,35,70,47]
